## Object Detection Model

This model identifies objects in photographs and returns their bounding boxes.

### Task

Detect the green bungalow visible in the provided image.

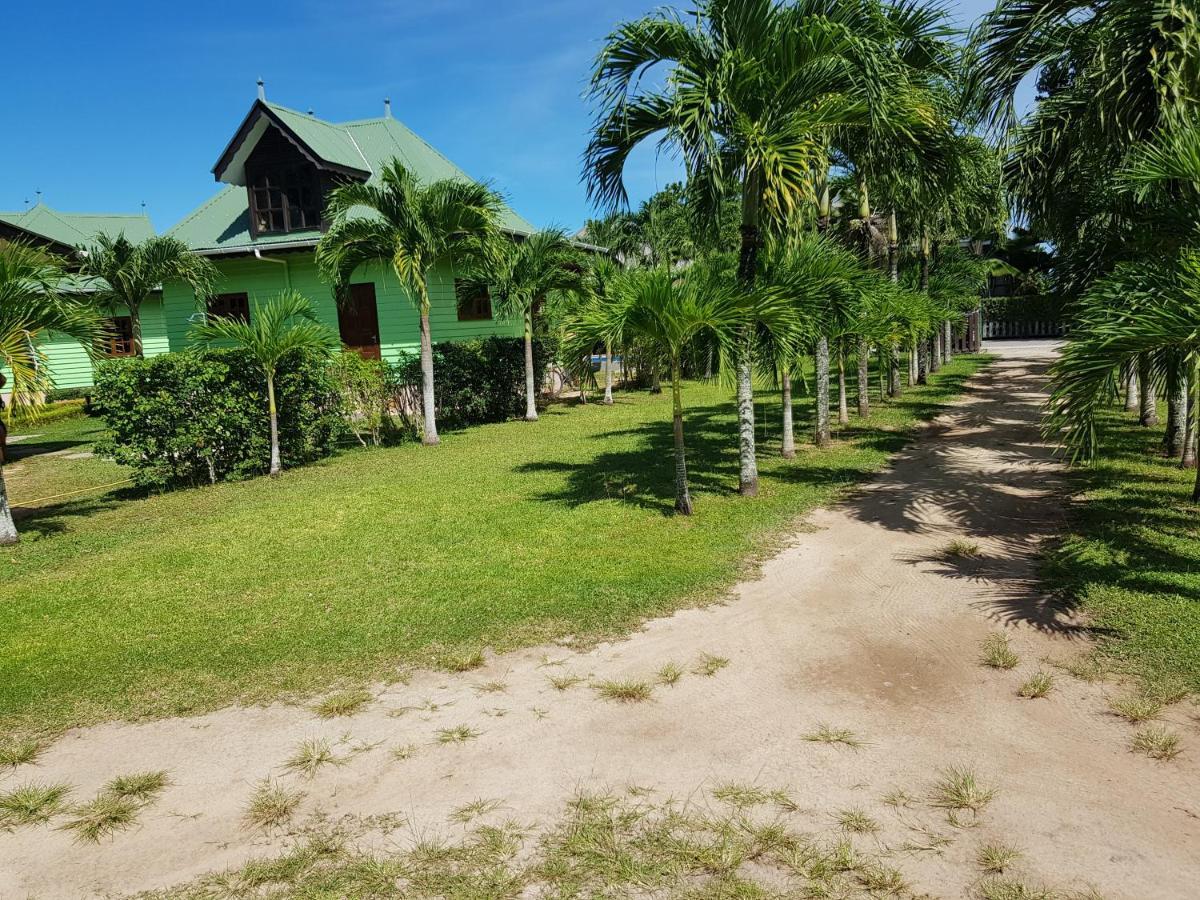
[163,91,530,362]
[0,203,160,390]
[4,89,533,395]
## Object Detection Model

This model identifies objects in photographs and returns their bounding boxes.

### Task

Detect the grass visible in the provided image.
[655,662,683,686]
[59,793,141,843]
[978,843,1022,875]
[803,724,865,749]
[106,770,169,801]
[593,679,654,703]
[834,808,878,834]
[1042,401,1200,695]
[929,766,996,815]
[0,736,44,769]
[313,689,372,718]
[449,798,505,824]
[391,743,419,761]
[945,538,981,558]
[435,725,481,745]
[284,738,342,778]
[980,633,1020,670]
[1108,693,1162,723]
[692,652,730,677]
[442,649,486,673]
[1131,725,1183,761]
[546,672,586,691]
[0,781,72,826]
[244,778,304,830]
[0,359,989,738]
[1018,671,1054,699]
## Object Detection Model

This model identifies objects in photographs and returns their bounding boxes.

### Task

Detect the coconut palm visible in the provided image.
[190,291,338,478]
[78,233,217,358]
[585,0,880,497]
[0,241,107,544]
[464,229,582,421]
[316,161,505,446]
[565,266,738,514]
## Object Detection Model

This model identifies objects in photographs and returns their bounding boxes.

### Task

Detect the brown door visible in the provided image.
[338,283,382,360]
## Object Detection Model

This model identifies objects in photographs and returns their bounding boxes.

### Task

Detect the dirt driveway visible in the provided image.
[2,340,1197,898]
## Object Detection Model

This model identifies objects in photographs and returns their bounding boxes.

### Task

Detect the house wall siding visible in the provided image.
[161,250,519,361]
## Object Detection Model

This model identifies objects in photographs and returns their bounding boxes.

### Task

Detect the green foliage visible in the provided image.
[981,295,1063,325]
[45,387,92,403]
[93,349,344,489]
[328,352,403,447]
[393,337,549,430]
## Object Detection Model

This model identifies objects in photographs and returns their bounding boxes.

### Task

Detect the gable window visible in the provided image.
[207,292,251,324]
[455,280,493,321]
[249,166,322,235]
[102,316,134,357]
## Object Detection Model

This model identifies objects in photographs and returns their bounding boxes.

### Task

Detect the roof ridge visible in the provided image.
[380,117,476,182]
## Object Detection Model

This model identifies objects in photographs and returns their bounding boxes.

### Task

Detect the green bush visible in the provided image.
[46,387,92,403]
[328,352,408,446]
[5,399,89,428]
[93,349,344,489]
[982,294,1063,324]
[393,337,548,429]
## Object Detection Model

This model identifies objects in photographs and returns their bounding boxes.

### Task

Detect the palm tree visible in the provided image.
[0,241,107,544]
[316,161,504,446]
[585,0,877,497]
[190,291,338,478]
[566,266,737,514]
[467,229,582,421]
[79,233,217,358]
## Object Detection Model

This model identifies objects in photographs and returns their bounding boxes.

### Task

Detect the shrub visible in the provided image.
[393,336,548,430]
[45,387,92,403]
[328,352,405,446]
[94,348,343,489]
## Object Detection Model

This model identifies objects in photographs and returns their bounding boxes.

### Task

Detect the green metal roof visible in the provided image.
[0,203,154,249]
[171,102,535,255]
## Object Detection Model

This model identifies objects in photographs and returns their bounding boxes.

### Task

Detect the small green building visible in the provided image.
[0,204,161,390]
[6,92,534,393]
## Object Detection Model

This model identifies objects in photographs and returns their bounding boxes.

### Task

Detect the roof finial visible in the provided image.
[257,77,266,101]
[308,107,314,116]
[384,97,392,119]
[35,190,42,206]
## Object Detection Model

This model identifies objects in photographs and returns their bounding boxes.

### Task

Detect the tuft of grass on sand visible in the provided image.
[977,843,1022,875]
[313,689,372,719]
[1108,694,1162,724]
[59,794,140,843]
[881,788,916,809]
[391,743,420,761]
[284,739,342,779]
[106,770,169,802]
[436,725,481,745]
[1132,726,1182,761]
[594,679,654,703]
[0,736,45,770]
[976,878,1062,900]
[0,781,72,826]
[0,359,992,740]
[655,662,684,686]
[442,649,486,673]
[449,798,505,824]
[692,653,730,677]
[945,538,981,559]
[1046,654,1109,684]
[473,680,507,695]
[835,808,878,834]
[244,779,304,830]
[981,633,1020,670]
[803,724,865,749]
[929,766,995,815]
[546,672,586,692]
[1018,671,1054,699]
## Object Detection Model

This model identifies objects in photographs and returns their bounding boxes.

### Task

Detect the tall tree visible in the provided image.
[79,233,217,358]
[190,291,338,478]
[585,0,876,496]
[317,161,504,446]
[0,242,107,544]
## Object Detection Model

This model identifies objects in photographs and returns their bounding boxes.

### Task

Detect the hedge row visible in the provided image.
[981,294,1063,324]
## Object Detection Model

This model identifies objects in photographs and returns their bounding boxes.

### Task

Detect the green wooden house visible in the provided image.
[162,93,531,362]
[0,204,160,390]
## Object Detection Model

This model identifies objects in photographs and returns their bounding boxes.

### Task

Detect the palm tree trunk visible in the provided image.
[1184,361,1198,469]
[887,211,899,283]
[1123,362,1139,411]
[815,335,831,448]
[1138,357,1158,427]
[856,340,870,418]
[1192,361,1200,501]
[523,312,539,421]
[888,343,901,398]
[419,308,439,445]
[604,340,614,404]
[704,344,714,380]
[1167,362,1186,457]
[837,347,848,425]
[944,321,953,363]
[736,170,762,498]
[917,339,929,386]
[781,365,796,459]
[650,364,662,394]
[267,371,282,477]
[671,358,693,516]
[0,466,17,545]
[129,299,144,358]
[909,342,918,386]
[930,330,942,372]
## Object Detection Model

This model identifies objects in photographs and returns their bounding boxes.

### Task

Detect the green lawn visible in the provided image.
[1043,403,1200,695]
[1,356,987,738]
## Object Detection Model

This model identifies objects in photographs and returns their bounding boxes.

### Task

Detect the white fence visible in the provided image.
[982,319,1064,340]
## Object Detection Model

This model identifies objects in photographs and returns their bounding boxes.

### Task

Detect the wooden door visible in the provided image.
[338,283,382,360]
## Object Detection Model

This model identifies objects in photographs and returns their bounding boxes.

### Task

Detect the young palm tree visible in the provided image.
[565,267,737,514]
[465,229,582,422]
[316,161,504,445]
[79,233,217,357]
[190,291,338,478]
[585,0,877,497]
[0,241,107,544]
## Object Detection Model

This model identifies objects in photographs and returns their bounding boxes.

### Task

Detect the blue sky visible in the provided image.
[1,0,1017,234]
